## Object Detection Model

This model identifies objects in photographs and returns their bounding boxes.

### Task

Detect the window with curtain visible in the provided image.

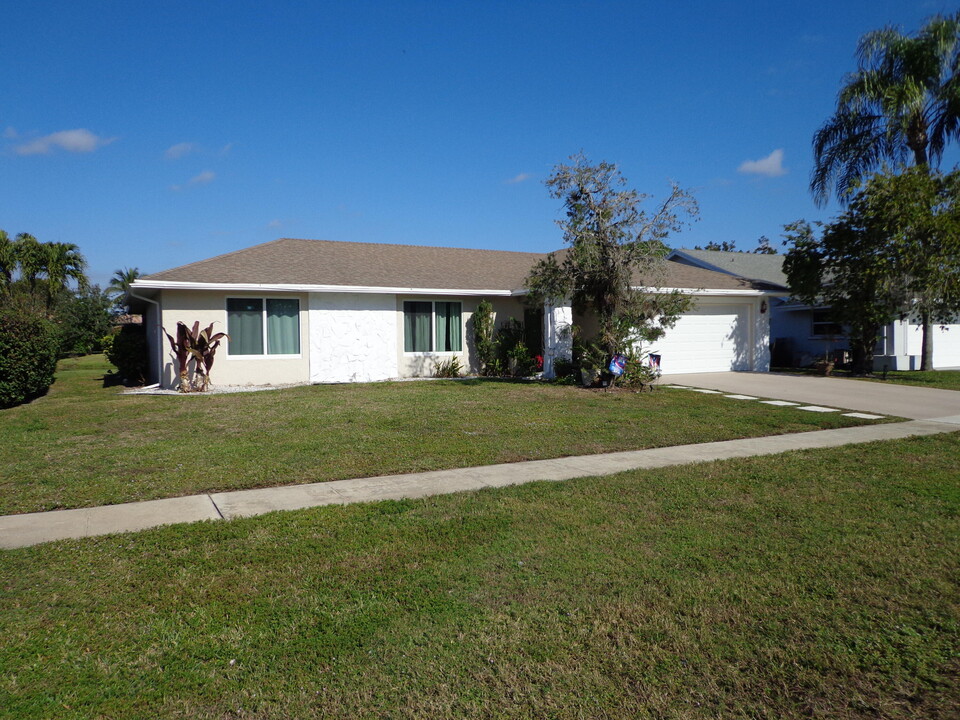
[227,298,264,355]
[266,299,300,354]
[404,301,462,352]
[403,301,432,352]
[227,297,300,355]
[435,301,462,352]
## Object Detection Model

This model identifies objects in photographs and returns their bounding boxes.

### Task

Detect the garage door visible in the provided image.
[651,304,751,374]
[906,321,960,368]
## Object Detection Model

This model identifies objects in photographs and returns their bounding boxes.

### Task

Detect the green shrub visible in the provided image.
[553,358,575,378]
[0,309,60,408]
[56,285,112,356]
[473,299,496,374]
[433,356,464,378]
[106,325,149,385]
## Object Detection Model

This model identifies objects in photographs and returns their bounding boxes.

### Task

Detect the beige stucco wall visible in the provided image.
[158,289,310,388]
[395,295,529,377]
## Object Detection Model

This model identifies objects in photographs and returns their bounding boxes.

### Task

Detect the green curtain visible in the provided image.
[404,302,432,352]
[227,298,264,355]
[267,299,300,354]
[436,302,462,352]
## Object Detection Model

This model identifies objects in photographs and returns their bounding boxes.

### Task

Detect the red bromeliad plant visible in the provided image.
[163,321,228,392]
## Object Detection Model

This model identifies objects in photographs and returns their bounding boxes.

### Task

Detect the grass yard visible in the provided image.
[1,435,958,719]
[862,369,960,391]
[773,366,960,391]
[0,355,896,516]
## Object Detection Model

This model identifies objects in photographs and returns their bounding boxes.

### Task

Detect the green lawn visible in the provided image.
[0,355,895,516]
[1,435,957,719]
[863,369,960,391]
[774,366,960,391]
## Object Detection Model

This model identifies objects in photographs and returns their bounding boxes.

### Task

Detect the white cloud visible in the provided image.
[738,149,787,177]
[190,170,216,185]
[170,170,216,192]
[165,142,199,159]
[3,127,17,139]
[220,142,234,156]
[267,219,282,228]
[14,128,116,156]
[505,172,531,184]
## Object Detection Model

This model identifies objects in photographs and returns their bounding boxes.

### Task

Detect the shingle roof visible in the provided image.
[139,238,772,293]
[670,249,789,288]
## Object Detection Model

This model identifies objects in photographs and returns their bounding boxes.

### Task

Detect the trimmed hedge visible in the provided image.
[0,309,60,408]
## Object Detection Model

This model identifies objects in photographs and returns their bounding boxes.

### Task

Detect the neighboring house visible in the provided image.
[669,248,960,370]
[129,238,778,388]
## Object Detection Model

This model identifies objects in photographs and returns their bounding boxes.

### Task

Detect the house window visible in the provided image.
[403,301,462,352]
[811,310,842,337]
[227,298,300,355]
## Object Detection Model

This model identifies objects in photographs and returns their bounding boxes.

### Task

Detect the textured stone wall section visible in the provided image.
[309,293,399,383]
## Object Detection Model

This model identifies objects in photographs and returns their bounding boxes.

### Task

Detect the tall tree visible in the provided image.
[106,267,141,311]
[752,236,778,254]
[785,167,960,374]
[811,13,960,369]
[865,167,960,362]
[812,13,960,204]
[0,230,15,292]
[694,241,737,252]
[14,233,46,295]
[42,242,88,311]
[526,154,698,358]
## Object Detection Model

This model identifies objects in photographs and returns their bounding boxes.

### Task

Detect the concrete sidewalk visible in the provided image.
[2,417,958,550]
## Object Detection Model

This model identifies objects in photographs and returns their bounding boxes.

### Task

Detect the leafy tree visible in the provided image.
[862,167,960,362]
[752,236,778,254]
[812,13,960,204]
[784,167,960,374]
[811,13,960,369]
[695,241,737,252]
[526,154,698,358]
[106,267,141,312]
[57,285,113,355]
[0,230,15,291]
[783,218,900,376]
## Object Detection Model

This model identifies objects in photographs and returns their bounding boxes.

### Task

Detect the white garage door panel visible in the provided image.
[906,322,960,368]
[653,305,750,374]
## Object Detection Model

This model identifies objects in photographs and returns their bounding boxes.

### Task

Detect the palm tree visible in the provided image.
[812,14,960,203]
[41,242,88,312]
[106,267,141,312]
[0,230,16,293]
[14,233,46,295]
[811,13,960,369]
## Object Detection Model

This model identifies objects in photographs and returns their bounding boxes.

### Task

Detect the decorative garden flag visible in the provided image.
[608,354,627,376]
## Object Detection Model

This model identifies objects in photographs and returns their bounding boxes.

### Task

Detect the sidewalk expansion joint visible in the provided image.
[207,495,225,520]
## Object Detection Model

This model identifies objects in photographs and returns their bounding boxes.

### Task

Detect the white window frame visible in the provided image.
[402,300,463,355]
[225,296,302,358]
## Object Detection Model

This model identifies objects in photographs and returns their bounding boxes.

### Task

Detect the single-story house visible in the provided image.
[129,238,779,388]
[669,247,960,370]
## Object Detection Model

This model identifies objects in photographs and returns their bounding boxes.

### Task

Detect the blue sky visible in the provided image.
[2,0,952,286]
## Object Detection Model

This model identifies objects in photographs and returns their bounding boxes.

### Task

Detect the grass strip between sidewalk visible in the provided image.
[1,355,897,515]
[1,434,958,719]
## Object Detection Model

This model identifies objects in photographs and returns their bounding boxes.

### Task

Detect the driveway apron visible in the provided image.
[662,371,960,421]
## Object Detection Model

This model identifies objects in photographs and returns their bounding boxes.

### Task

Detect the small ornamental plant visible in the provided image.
[163,321,228,392]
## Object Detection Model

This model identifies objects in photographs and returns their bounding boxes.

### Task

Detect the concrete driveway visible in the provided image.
[662,371,960,421]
